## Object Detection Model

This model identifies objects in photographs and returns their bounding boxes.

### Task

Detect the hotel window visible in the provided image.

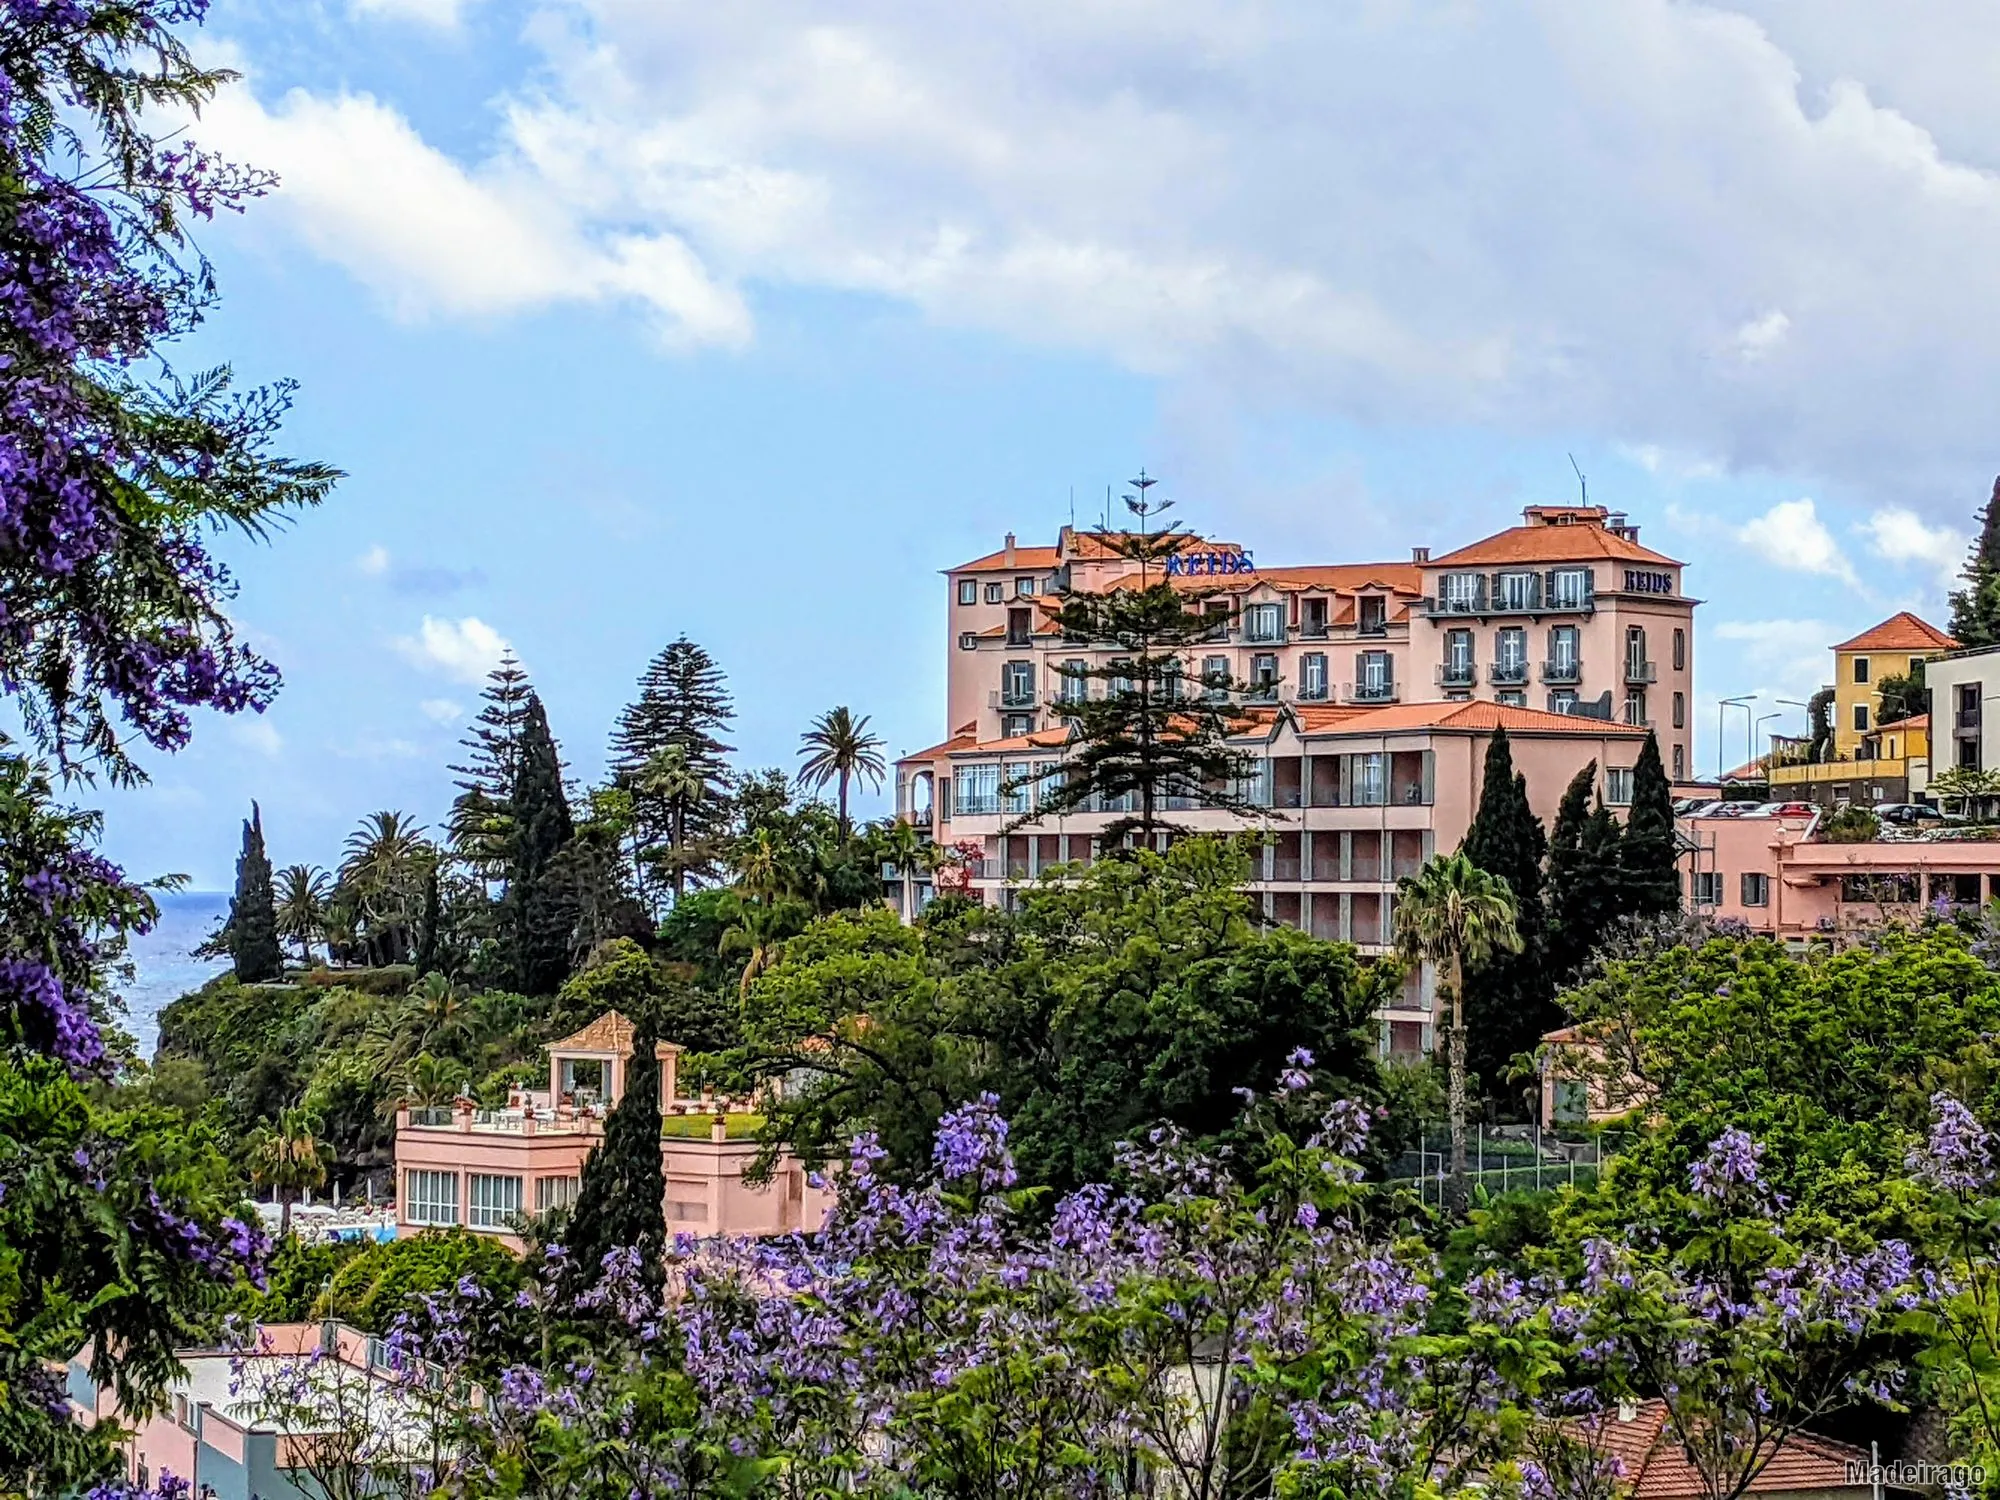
[1625,625,1648,677]
[1003,761,1036,815]
[1547,624,1580,680]
[469,1173,523,1231]
[958,579,977,606]
[1357,650,1393,700]
[1494,626,1527,683]
[953,763,1002,816]
[1250,653,1279,699]
[1624,690,1648,726]
[1497,570,1539,611]
[1673,743,1685,780]
[1853,703,1870,732]
[1672,691,1686,729]
[1439,572,1482,612]
[1162,658,1186,700]
[1244,602,1283,643]
[1358,595,1387,636]
[1349,752,1388,806]
[1672,627,1686,671]
[1498,690,1526,707]
[1006,607,1032,646]
[535,1175,580,1213]
[1444,628,1474,685]
[1550,567,1592,609]
[1690,871,1722,906]
[1301,597,1330,637]
[1202,655,1230,701]
[406,1170,458,1227]
[1547,688,1578,715]
[958,633,978,651]
[1015,576,1036,597]
[1853,656,1870,684]
[985,581,1004,604]
[1606,767,1635,805]
[1001,659,1035,706]
[667,1196,711,1224]
[1741,872,1770,907]
[1002,714,1032,737]
[1058,658,1087,704]
[1238,758,1274,807]
[1300,652,1328,701]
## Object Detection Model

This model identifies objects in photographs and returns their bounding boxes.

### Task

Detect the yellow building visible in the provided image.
[1830,611,1956,758]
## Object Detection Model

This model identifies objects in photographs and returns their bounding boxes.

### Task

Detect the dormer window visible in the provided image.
[1550,567,1592,609]
[1244,602,1284,643]
[1496,571,1540,611]
[1015,576,1037,598]
[1301,596,1329,637]
[1358,595,1387,636]
[1439,573,1483,612]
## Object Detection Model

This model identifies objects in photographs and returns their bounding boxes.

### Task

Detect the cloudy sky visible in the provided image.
[86,0,2000,885]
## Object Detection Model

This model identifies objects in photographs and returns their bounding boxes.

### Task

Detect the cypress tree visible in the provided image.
[1950,476,2000,650]
[1616,730,1680,919]
[447,652,534,879]
[502,692,578,995]
[611,637,736,902]
[563,1020,666,1294]
[1544,761,1620,980]
[1457,729,1550,1101]
[229,802,282,983]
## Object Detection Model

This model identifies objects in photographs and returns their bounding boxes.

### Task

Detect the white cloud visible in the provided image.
[1731,309,1792,363]
[357,543,390,577]
[392,616,510,686]
[419,697,465,724]
[231,717,284,757]
[1712,618,1837,695]
[351,0,478,25]
[1736,498,1857,583]
[196,84,749,346]
[1860,506,1968,588]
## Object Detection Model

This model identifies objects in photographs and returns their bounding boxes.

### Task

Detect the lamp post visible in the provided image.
[1754,712,1781,776]
[1718,695,1755,782]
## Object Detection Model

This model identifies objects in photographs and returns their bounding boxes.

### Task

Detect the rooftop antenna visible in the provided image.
[1068,485,1075,532]
[1568,452,1588,507]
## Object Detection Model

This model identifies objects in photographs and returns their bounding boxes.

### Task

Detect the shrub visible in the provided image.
[1820,805,1881,843]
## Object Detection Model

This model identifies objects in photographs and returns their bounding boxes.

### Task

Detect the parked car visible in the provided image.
[1878,802,1944,825]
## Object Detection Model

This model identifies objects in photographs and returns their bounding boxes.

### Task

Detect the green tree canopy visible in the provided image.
[1950,476,2000,650]
[564,1021,668,1294]
[1456,729,1550,1102]
[1615,731,1679,921]
[229,802,282,983]
[503,692,577,996]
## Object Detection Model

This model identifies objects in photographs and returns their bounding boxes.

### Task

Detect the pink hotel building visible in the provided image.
[895,505,1697,1056]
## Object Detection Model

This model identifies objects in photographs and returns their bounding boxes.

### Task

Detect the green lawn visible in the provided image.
[661,1113,765,1140]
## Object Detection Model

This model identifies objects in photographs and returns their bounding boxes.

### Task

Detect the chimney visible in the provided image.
[1412,546,1430,564]
[1617,1398,1639,1424]
[1003,532,1017,566]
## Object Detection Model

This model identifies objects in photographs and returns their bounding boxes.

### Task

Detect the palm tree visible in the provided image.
[248,1105,333,1238]
[634,744,710,902]
[877,817,924,917]
[273,864,332,967]
[397,1052,468,1110]
[402,971,472,1054]
[796,707,887,839]
[717,891,809,997]
[1393,852,1522,1215]
[339,811,431,964]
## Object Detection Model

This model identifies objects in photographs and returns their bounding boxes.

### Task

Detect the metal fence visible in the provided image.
[1386,1124,1626,1205]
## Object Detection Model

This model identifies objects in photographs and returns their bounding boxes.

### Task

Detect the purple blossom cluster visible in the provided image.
[1912,1090,1996,1194]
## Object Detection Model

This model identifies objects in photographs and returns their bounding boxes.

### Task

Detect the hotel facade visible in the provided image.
[894,504,1696,1056]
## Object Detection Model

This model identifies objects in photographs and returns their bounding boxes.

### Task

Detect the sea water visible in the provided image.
[117,888,230,1059]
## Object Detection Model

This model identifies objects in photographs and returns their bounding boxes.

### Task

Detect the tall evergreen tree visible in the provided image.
[414,862,442,977]
[1029,475,1260,846]
[1456,729,1551,1102]
[229,803,282,983]
[447,652,534,879]
[563,1020,667,1294]
[1616,731,1680,920]
[502,693,578,995]
[611,637,736,903]
[1950,476,2000,649]
[1544,761,1621,981]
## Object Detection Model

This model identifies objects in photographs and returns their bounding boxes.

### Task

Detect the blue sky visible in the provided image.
[83,0,2000,887]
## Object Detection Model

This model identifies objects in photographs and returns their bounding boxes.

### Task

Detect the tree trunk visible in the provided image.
[838,770,850,841]
[671,802,686,901]
[1446,952,1469,1217]
[279,1190,294,1240]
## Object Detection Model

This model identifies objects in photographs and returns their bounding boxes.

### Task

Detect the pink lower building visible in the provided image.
[1678,809,2000,943]
[392,1011,834,1247]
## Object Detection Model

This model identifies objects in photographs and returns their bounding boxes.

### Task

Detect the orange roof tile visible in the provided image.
[1571,1400,1889,1498]
[949,544,1062,574]
[1833,611,1957,653]
[898,729,978,765]
[1256,562,1424,594]
[1429,520,1680,569]
[545,1011,679,1059]
[950,727,1072,755]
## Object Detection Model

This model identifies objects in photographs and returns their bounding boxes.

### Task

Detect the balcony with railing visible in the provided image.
[1625,659,1657,685]
[1541,658,1582,684]
[1488,661,1529,686]
[1343,680,1399,705]
[1436,661,1476,689]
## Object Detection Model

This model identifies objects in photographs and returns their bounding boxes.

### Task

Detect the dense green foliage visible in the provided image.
[1952,477,2000,650]
[229,803,283,983]
[610,636,736,904]
[1616,731,1679,919]
[504,694,578,996]
[738,837,1389,1192]
[1458,729,1549,1098]
[565,1027,668,1291]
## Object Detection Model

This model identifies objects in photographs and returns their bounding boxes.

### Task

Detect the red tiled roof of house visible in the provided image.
[1429,520,1680,569]
[1833,611,1957,653]
[897,727,978,765]
[949,544,1062,573]
[1572,1400,1887,1498]
[1256,562,1425,594]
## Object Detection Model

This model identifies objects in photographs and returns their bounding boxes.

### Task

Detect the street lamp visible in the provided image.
[1718,695,1755,782]
[1754,712,1782,772]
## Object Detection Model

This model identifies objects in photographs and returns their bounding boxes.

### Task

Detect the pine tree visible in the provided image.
[1030,475,1260,846]
[502,692,578,995]
[1456,729,1551,1102]
[563,1020,667,1294]
[611,637,736,903]
[229,802,283,983]
[1616,731,1680,920]
[1951,476,2000,649]
[447,652,534,879]
[1544,762,1619,980]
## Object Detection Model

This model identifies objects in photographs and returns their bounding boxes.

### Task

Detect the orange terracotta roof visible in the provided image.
[949,544,1062,574]
[951,727,1072,754]
[898,729,978,765]
[1295,705,1375,732]
[1429,520,1680,569]
[1572,1400,1887,1498]
[1256,562,1424,594]
[1833,611,1957,653]
[547,1011,636,1054]
[1061,528,1242,561]
[1322,701,1649,736]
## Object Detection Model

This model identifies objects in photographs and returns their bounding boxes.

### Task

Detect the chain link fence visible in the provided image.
[1385,1124,1630,1204]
